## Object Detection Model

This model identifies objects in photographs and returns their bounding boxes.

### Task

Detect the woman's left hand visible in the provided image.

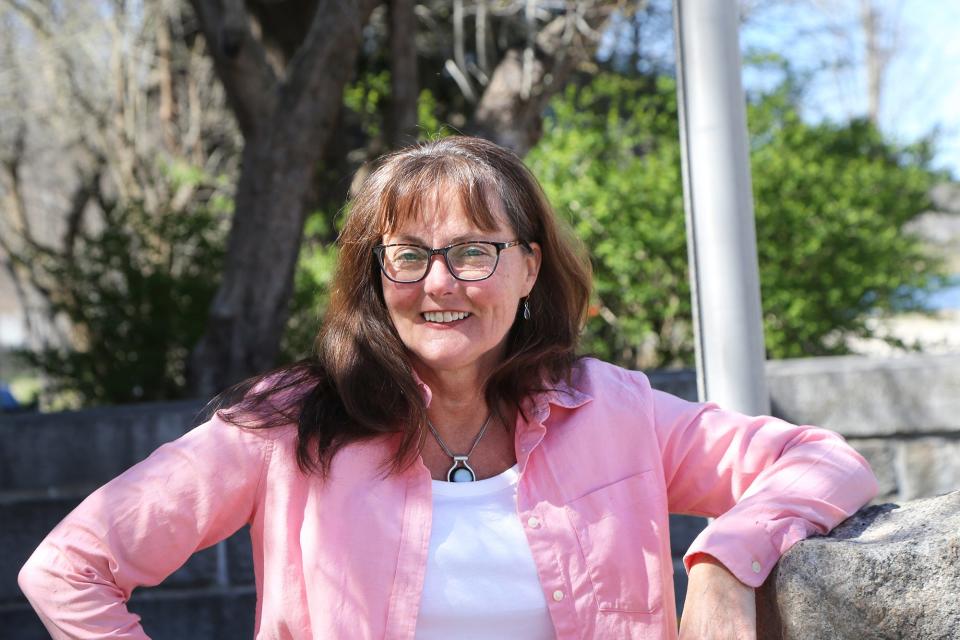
[678,554,756,640]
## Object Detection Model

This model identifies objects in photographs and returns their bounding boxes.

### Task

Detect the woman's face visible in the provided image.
[380,192,541,383]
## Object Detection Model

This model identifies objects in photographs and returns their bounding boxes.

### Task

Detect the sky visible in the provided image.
[739,1,960,180]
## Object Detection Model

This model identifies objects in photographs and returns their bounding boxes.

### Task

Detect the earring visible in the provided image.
[522,298,531,320]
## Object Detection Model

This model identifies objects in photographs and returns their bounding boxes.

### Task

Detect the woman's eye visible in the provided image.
[460,244,493,257]
[392,249,424,263]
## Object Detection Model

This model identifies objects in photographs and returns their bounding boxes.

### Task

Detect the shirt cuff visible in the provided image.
[682,513,815,588]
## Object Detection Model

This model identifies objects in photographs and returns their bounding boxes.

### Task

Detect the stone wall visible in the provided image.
[765,353,960,502]
[648,353,960,504]
[1,353,958,638]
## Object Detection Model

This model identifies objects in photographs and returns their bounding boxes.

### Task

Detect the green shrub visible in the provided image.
[528,72,944,368]
[19,200,226,406]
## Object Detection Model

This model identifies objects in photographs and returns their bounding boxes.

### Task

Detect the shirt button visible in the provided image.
[527,516,541,529]
[552,590,564,602]
[751,560,762,573]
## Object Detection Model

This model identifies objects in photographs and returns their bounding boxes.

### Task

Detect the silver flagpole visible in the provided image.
[673,0,771,415]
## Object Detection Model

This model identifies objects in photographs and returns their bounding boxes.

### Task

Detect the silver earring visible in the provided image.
[522,299,531,320]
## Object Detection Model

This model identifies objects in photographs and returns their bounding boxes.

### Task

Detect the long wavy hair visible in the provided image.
[218,136,592,476]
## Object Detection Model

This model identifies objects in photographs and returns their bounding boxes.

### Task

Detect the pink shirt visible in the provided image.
[19,358,878,639]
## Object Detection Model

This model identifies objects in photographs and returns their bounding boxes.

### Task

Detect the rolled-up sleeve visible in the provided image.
[17,415,273,639]
[651,388,878,587]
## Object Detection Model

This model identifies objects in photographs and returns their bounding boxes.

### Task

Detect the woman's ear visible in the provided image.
[522,242,542,296]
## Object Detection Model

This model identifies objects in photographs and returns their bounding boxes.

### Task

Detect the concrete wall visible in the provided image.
[2,353,958,637]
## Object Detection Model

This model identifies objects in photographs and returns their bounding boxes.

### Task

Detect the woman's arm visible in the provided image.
[646,381,877,637]
[651,387,878,587]
[18,415,273,639]
[679,554,757,640]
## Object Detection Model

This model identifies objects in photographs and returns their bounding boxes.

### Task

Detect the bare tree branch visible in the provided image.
[451,0,475,99]
[186,0,278,138]
[470,2,617,155]
[157,11,177,150]
[62,157,105,260]
[476,0,489,75]
[3,0,108,129]
[0,123,32,243]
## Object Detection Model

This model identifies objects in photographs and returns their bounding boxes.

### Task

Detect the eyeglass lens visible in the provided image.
[381,242,499,282]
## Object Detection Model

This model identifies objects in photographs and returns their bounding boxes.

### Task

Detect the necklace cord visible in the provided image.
[427,412,493,458]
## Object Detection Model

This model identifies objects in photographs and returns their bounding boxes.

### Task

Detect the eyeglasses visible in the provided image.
[373,240,527,283]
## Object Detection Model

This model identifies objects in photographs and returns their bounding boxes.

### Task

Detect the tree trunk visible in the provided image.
[387,0,419,148]
[187,0,380,397]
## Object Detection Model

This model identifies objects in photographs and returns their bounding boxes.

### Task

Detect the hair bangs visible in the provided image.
[376,155,504,239]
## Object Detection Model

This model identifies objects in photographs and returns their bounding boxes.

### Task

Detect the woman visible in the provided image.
[19,136,877,639]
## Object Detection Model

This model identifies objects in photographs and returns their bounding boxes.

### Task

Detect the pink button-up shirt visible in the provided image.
[19,358,878,639]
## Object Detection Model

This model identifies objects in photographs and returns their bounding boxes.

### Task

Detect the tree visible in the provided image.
[1,0,625,405]
[750,79,942,357]
[182,0,381,397]
[740,0,912,129]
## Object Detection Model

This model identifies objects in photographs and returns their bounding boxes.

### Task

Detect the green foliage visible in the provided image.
[343,70,391,139]
[529,72,945,368]
[751,86,942,356]
[281,211,339,361]
[19,199,226,407]
[528,74,692,368]
[35,67,938,402]
[417,89,456,140]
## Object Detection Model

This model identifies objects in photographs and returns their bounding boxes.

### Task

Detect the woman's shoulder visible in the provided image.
[179,411,297,461]
[209,363,323,439]
[568,357,654,395]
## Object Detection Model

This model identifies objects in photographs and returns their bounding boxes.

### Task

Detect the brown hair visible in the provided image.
[219,136,592,476]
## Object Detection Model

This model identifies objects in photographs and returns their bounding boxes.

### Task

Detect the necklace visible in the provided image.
[426,413,494,482]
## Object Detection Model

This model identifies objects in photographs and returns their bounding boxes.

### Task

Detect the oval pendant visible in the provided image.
[447,456,476,482]
[450,466,475,482]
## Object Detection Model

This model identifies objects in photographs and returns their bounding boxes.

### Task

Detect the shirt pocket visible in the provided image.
[564,469,666,614]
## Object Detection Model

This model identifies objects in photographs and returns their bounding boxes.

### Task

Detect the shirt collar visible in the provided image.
[411,368,433,408]
[524,378,593,424]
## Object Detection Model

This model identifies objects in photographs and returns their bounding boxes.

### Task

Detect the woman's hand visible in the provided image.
[679,554,756,640]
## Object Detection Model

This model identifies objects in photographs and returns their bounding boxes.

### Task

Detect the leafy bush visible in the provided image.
[528,72,944,368]
[281,211,338,362]
[19,200,226,406]
[750,86,941,356]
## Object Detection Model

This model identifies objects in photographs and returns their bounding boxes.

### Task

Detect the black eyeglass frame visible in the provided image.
[373,240,529,283]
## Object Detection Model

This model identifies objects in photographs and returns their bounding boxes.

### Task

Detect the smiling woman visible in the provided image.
[379,201,540,407]
[18,136,878,640]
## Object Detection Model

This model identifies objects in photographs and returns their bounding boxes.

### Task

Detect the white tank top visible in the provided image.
[414,465,556,639]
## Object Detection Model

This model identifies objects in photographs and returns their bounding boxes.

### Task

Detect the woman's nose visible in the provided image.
[422,254,457,294]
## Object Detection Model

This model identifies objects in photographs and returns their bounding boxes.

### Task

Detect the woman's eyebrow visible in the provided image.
[385,232,495,246]
[386,234,425,244]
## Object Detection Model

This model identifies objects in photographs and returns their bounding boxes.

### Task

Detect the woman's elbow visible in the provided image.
[18,545,57,611]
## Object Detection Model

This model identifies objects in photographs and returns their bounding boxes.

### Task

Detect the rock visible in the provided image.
[757,491,960,640]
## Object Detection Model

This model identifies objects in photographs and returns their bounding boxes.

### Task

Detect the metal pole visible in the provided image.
[673,0,771,415]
